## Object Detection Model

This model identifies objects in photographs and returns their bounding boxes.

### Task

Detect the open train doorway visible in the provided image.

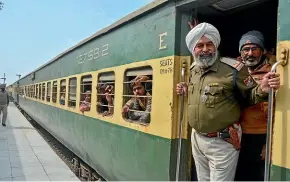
[176,0,278,180]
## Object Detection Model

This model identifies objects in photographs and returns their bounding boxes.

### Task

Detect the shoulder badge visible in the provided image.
[221,57,244,71]
[190,61,196,70]
[244,75,254,87]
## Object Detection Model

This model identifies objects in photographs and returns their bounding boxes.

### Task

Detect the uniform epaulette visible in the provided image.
[220,57,244,71]
[190,61,196,70]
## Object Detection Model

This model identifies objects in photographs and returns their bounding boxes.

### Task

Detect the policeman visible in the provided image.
[0,84,9,127]
[176,23,280,181]
[235,30,274,181]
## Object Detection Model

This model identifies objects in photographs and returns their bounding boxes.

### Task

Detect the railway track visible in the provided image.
[14,102,104,181]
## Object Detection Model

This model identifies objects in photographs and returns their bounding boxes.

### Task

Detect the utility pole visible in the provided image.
[0,73,6,83]
[16,74,21,79]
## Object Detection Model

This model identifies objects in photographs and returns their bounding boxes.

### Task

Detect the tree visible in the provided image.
[0,1,3,10]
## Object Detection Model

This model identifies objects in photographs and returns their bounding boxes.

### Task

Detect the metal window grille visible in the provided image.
[122,66,153,125]
[47,82,51,102]
[80,75,92,112]
[60,79,66,105]
[68,77,77,108]
[52,81,58,103]
[96,72,115,116]
[42,83,45,101]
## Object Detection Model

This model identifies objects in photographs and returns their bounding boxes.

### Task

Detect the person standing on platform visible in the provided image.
[0,84,9,127]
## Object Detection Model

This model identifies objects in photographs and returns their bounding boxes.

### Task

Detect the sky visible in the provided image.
[0,0,152,85]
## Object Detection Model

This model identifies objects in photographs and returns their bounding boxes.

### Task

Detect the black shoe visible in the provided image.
[2,123,6,127]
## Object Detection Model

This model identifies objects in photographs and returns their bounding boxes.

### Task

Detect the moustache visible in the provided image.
[198,52,215,59]
[244,55,257,61]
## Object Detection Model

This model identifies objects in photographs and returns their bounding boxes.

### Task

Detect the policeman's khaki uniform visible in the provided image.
[0,90,9,125]
[188,57,268,181]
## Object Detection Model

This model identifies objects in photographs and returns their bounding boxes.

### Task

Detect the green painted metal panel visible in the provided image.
[278,0,290,41]
[174,10,192,56]
[18,97,190,181]
[270,164,290,181]
[20,3,176,85]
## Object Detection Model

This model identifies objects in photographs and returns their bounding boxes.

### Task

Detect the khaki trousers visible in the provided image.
[0,104,8,124]
[191,127,241,181]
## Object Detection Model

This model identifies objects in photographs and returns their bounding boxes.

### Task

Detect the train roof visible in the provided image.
[12,0,268,86]
[12,0,169,85]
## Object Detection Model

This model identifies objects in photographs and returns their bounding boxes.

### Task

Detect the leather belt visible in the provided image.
[199,132,220,138]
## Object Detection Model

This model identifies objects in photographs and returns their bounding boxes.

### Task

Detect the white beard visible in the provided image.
[243,54,262,67]
[193,52,218,68]
[245,59,259,67]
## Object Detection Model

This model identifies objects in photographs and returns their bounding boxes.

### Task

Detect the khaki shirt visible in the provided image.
[187,57,268,133]
[0,91,9,106]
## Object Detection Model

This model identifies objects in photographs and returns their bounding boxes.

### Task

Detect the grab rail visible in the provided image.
[176,61,186,181]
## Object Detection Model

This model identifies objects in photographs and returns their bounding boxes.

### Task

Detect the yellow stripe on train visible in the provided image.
[15,55,192,140]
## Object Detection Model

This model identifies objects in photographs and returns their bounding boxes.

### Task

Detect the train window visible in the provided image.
[32,85,34,97]
[60,79,66,105]
[52,81,57,103]
[36,84,39,99]
[28,86,30,97]
[39,84,42,100]
[47,82,51,102]
[122,66,153,125]
[19,87,24,96]
[68,77,77,108]
[24,86,27,96]
[80,75,92,113]
[42,83,45,101]
[33,85,36,98]
[96,72,115,116]
[23,87,25,96]
[30,85,32,98]
[32,85,34,98]
[31,85,33,98]
[31,85,34,98]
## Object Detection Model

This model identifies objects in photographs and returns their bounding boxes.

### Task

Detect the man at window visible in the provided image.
[97,84,114,116]
[60,88,66,105]
[122,75,152,124]
[80,90,91,113]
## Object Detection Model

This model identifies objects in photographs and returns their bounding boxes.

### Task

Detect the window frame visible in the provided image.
[68,77,77,108]
[122,66,153,126]
[79,75,92,112]
[46,82,51,102]
[96,71,115,117]
[41,83,46,101]
[59,79,67,106]
[52,81,58,103]
[36,84,39,99]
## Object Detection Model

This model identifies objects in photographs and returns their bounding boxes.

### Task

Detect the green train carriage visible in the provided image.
[9,0,290,180]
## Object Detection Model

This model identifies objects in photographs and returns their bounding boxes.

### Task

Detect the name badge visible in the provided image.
[201,85,210,103]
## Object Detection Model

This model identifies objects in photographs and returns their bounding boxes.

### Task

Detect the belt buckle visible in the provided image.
[217,132,222,138]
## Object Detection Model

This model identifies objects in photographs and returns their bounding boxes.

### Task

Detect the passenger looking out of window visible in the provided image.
[80,91,91,113]
[97,84,114,116]
[122,75,152,124]
[60,88,66,105]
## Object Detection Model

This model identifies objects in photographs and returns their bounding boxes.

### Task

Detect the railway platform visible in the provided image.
[0,103,80,181]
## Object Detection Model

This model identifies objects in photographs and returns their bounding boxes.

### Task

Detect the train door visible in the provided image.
[269,0,290,181]
[175,0,279,181]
